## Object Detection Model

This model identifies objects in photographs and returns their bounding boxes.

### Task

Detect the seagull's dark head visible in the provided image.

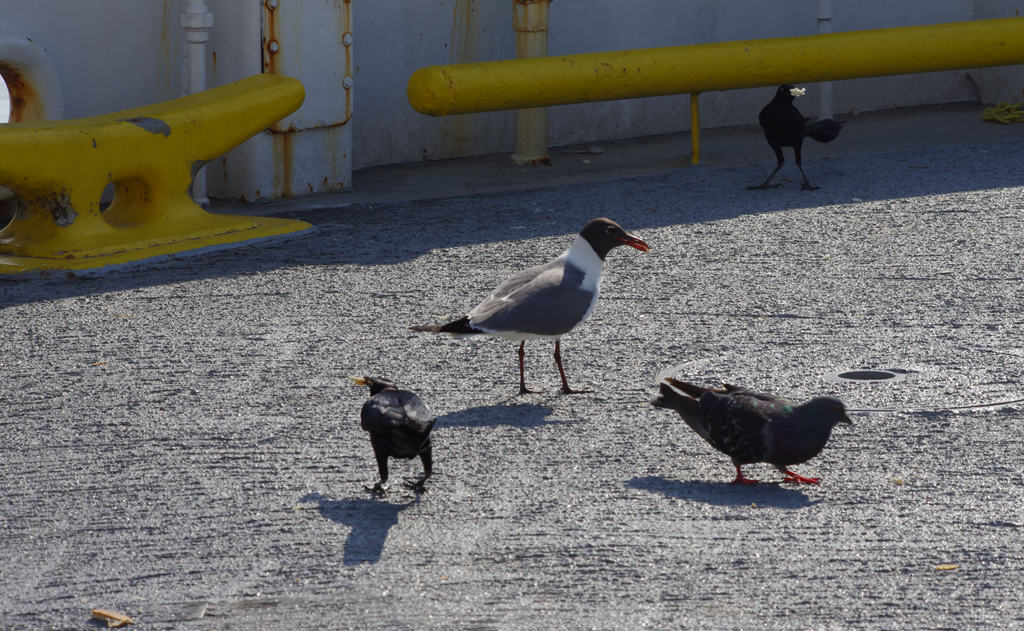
[579,217,650,259]
[803,396,853,426]
[349,376,399,396]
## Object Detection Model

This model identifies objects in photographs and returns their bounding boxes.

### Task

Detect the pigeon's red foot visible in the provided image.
[781,469,820,485]
[731,466,758,485]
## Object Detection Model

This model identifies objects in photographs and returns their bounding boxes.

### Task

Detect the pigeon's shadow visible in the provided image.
[299,492,416,565]
[437,403,568,428]
[627,475,820,509]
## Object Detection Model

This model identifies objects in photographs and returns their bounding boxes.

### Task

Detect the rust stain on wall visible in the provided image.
[338,0,353,124]
[272,131,293,198]
[262,0,279,75]
[160,0,174,96]
[449,0,479,65]
[0,62,43,122]
[440,0,480,159]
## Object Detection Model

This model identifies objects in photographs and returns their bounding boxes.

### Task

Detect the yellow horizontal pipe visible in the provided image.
[408,17,1024,116]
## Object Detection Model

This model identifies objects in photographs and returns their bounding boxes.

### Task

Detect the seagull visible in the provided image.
[411,217,650,394]
[748,84,844,191]
[650,377,851,485]
[350,376,436,494]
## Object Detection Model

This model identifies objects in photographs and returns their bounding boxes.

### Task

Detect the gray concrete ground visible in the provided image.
[2,102,1024,630]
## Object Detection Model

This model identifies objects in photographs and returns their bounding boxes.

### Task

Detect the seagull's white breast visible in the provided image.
[564,234,605,325]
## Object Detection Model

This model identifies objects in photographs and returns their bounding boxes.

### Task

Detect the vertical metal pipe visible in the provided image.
[817,0,834,119]
[511,0,550,165]
[181,0,214,205]
[689,93,700,164]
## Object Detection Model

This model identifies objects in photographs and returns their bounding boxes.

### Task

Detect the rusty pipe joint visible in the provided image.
[181,0,215,44]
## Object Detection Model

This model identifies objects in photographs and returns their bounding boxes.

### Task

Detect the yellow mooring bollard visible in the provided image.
[0,74,312,275]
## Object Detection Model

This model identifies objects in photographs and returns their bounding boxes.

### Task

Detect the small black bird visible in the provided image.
[749,84,844,191]
[411,217,649,395]
[351,376,435,494]
[650,377,852,485]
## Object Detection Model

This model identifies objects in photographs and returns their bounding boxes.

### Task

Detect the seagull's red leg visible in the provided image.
[554,339,591,394]
[781,469,820,484]
[518,341,539,394]
[731,465,758,485]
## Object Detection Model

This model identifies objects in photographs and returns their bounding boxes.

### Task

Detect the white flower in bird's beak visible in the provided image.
[789,87,807,97]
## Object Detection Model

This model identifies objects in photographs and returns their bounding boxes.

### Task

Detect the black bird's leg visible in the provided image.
[554,339,591,394]
[365,439,390,494]
[404,446,433,491]
[518,341,540,394]
[794,145,819,191]
[747,144,786,190]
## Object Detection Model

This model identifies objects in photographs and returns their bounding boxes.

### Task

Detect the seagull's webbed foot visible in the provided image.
[560,385,593,395]
[746,182,783,190]
[364,480,390,495]
[519,385,542,395]
[780,469,820,484]
[402,476,428,492]
[800,182,820,191]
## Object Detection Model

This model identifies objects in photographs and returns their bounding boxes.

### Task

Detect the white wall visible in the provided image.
[0,0,182,118]
[1,0,1022,197]
[353,0,1024,169]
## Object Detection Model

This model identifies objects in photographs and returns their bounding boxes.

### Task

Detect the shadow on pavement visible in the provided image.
[627,475,821,509]
[3,124,1021,309]
[437,403,564,428]
[299,492,416,566]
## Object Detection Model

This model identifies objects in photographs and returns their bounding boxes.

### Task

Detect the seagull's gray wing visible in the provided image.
[468,258,593,336]
[483,257,559,302]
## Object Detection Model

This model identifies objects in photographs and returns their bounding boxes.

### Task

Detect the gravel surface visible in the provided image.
[2,132,1024,629]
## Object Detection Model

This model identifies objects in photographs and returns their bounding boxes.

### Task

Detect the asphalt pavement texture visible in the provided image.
[2,104,1024,630]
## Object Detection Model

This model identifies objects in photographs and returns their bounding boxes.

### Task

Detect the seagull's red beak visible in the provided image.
[618,234,650,252]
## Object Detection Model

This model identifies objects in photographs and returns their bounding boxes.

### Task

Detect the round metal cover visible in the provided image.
[824,368,911,384]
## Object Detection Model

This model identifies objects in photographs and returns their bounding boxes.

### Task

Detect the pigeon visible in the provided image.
[650,377,851,484]
[411,217,649,394]
[748,84,844,191]
[350,376,435,494]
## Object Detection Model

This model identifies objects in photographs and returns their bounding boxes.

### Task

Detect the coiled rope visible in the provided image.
[982,101,1024,124]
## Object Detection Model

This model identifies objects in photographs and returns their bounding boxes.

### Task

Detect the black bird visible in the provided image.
[350,376,435,494]
[650,377,852,485]
[749,84,844,191]
[411,217,650,395]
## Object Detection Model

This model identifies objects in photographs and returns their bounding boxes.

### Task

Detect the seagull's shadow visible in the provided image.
[437,403,570,428]
[299,492,416,566]
[627,475,821,509]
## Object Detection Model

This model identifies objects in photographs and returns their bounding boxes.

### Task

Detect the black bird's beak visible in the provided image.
[349,376,371,387]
